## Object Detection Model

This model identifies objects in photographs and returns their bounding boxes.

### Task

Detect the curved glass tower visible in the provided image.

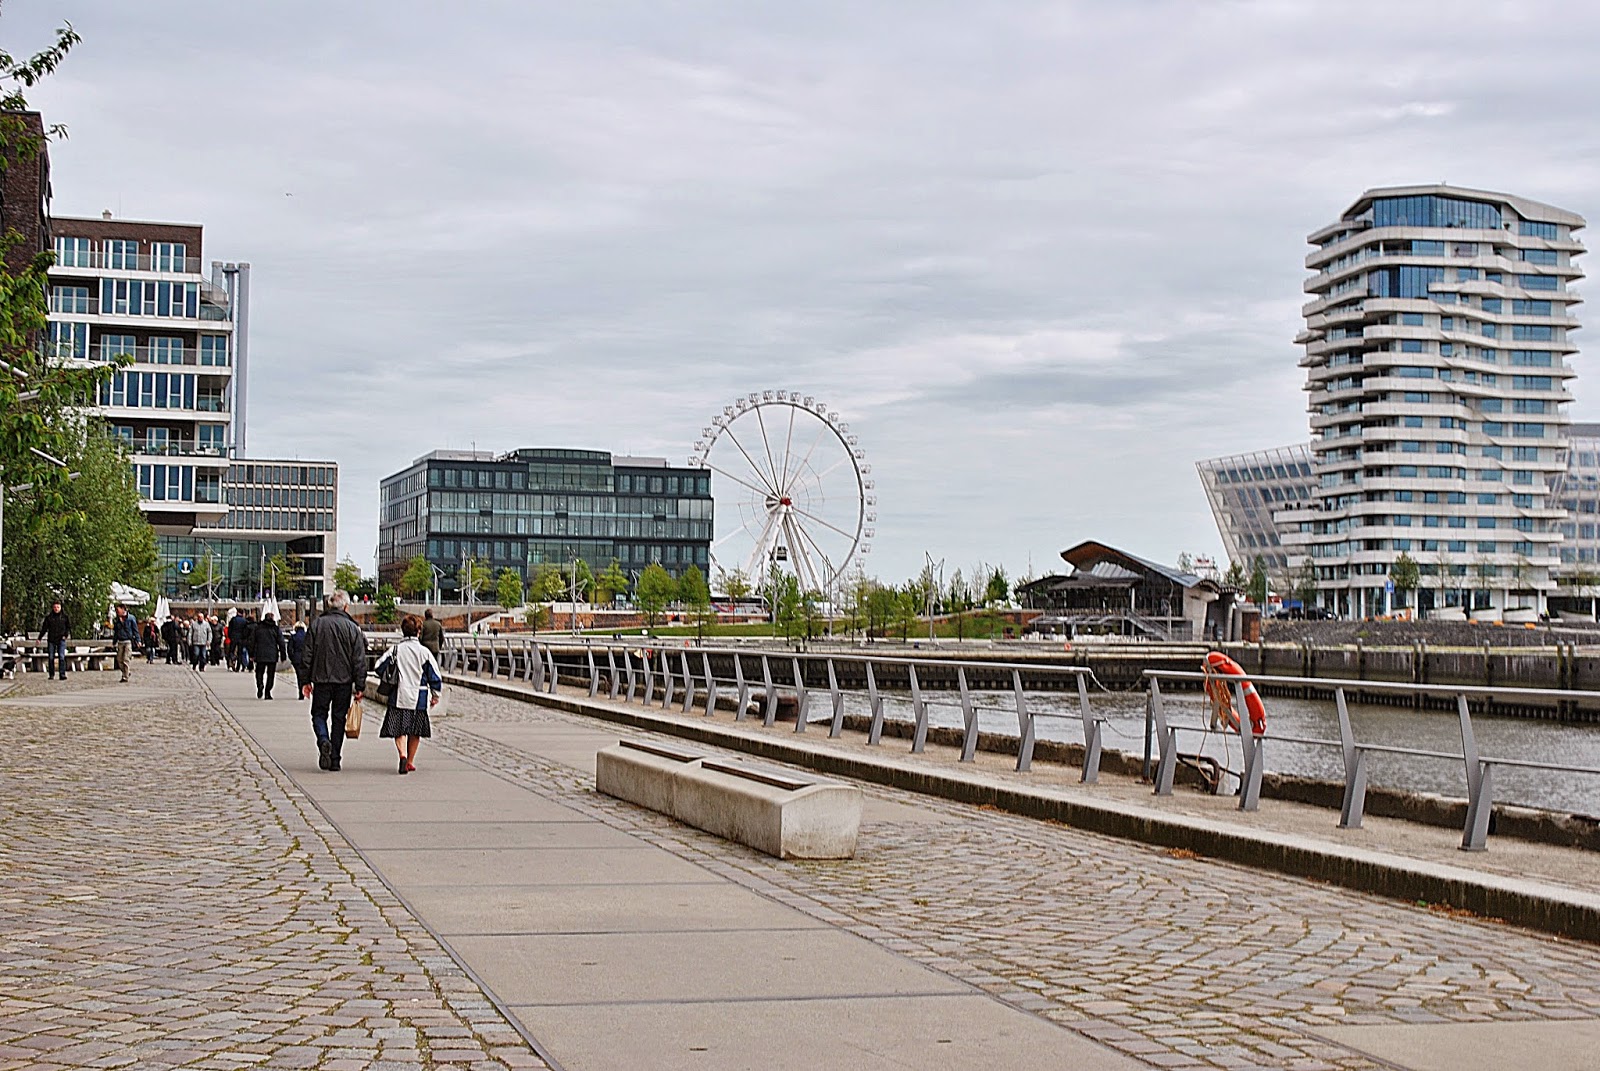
[1289,186,1585,619]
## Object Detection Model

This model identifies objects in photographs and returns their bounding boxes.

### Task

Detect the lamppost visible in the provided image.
[924,551,945,643]
[428,563,445,609]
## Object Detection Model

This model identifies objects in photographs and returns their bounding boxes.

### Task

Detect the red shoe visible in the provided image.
[405,759,416,772]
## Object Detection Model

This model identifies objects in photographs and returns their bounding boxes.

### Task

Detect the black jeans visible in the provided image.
[255,660,276,697]
[310,681,353,763]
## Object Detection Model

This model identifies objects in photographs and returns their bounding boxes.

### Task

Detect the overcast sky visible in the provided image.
[12,1,1600,585]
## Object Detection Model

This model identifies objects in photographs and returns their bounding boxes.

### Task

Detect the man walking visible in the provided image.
[111,605,139,683]
[160,615,179,664]
[38,601,70,680]
[419,608,444,659]
[298,590,367,771]
[188,613,212,672]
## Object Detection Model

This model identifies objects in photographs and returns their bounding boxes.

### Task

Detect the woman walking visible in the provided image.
[141,617,160,664]
[250,613,286,699]
[377,614,442,775]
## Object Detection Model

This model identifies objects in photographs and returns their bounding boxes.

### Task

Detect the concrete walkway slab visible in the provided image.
[363,845,713,887]
[406,882,827,936]
[334,818,644,850]
[1316,1018,1600,1071]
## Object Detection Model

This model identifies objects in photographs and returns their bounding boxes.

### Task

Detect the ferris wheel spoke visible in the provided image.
[776,403,798,491]
[785,515,828,592]
[786,422,830,488]
[742,508,783,581]
[778,513,813,592]
[812,454,854,482]
[790,516,837,582]
[719,426,780,496]
[785,503,860,544]
[698,458,776,501]
[753,405,785,491]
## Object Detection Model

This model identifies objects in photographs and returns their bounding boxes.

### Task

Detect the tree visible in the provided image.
[529,563,566,603]
[188,551,221,604]
[494,568,524,609]
[525,603,549,630]
[1222,560,1247,589]
[1247,556,1269,605]
[717,566,751,601]
[1,431,156,633]
[398,555,434,600]
[984,565,1010,607]
[677,564,712,639]
[457,557,491,601]
[596,559,630,604]
[374,583,398,625]
[1389,552,1420,609]
[332,557,363,595]
[1176,551,1194,573]
[769,571,803,641]
[634,562,677,626]
[264,550,303,597]
[946,568,972,640]
[893,586,919,641]
[1294,558,1319,606]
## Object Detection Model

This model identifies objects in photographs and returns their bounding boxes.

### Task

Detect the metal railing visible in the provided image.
[1145,669,1600,851]
[443,636,1104,778]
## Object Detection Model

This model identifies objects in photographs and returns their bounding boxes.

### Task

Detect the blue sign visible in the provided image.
[1385,580,1395,593]
[178,558,195,575]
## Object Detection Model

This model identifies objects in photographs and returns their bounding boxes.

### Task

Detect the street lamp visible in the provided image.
[428,562,445,608]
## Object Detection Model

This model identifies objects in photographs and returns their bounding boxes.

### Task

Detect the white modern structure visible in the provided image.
[1195,445,1315,574]
[1283,185,1585,620]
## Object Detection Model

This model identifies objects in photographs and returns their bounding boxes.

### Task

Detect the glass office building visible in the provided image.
[378,449,713,594]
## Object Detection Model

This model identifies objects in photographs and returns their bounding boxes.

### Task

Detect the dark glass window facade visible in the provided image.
[1369,195,1501,231]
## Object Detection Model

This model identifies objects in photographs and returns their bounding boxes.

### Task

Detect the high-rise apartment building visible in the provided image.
[1283,185,1584,619]
[378,448,713,595]
[46,215,339,599]
[1195,445,1316,572]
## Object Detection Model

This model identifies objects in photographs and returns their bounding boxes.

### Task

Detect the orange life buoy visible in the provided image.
[1203,652,1266,735]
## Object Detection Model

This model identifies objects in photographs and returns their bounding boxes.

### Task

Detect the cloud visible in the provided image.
[11,0,1600,580]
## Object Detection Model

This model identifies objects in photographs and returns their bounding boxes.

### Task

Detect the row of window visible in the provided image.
[227,486,334,509]
[429,513,712,540]
[227,464,337,487]
[100,371,225,412]
[109,424,228,455]
[55,236,190,271]
[1212,461,1314,484]
[424,465,710,496]
[424,539,713,571]
[425,491,713,520]
[209,509,334,533]
[136,464,221,504]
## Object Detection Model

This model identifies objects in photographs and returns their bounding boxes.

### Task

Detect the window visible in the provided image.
[1403,416,1423,428]
[1483,422,1504,436]
[1371,195,1500,230]
[1512,375,1552,390]
[1403,392,1431,404]
[1396,367,1435,378]
[1400,339,1424,353]
[50,285,91,314]
[198,425,227,454]
[1456,268,1481,281]
[1513,324,1555,341]
[149,337,185,365]
[199,336,228,366]
[1511,423,1546,438]
[1512,300,1552,315]
[1477,493,1498,505]
[1520,249,1559,265]
[1521,274,1559,291]
[1520,221,1559,239]
[1512,447,1541,461]
[1511,350,1554,367]
[106,239,138,270]
[1481,298,1501,313]
[1447,492,1467,504]
[47,320,88,359]
[152,242,187,272]
[1513,399,1547,414]
[1481,324,1498,338]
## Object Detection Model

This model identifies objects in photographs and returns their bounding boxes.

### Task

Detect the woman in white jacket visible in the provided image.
[377,614,443,775]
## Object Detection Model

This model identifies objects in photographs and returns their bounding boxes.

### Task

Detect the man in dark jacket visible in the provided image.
[297,591,367,771]
[419,609,444,659]
[227,611,251,672]
[160,616,180,664]
[38,601,71,680]
[286,622,308,699]
[249,613,286,699]
[111,605,139,683]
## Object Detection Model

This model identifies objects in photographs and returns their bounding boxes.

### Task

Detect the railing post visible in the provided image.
[602,648,617,700]
[546,645,559,693]
[1077,672,1101,784]
[792,657,809,733]
[587,647,599,698]
[761,655,777,727]
[1334,687,1369,828]
[827,658,846,737]
[636,650,650,704]
[474,636,484,677]
[1014,669,1035,773]
[702,652,718,716]
[681,652,695,713]
[662,650,677,709]
[734,656,750,720]
[1235,680,1262,811]
[958,666,978,762]
[1462,761,1495,851]
[866,661,885,745]
[530,641,544,688]
[1151,678,1176,795]
[908,664,929,752]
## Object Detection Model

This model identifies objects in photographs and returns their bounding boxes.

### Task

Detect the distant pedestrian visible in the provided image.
[250,613,285,699]
[377,614,442,775]
[38,601,70,680]
[228,611,252,672]
[209,616,224,667]
[188,614,212,671]
[111,605,139,683]
[419,608,444,659]
[298,590,367,772]
[161,616,180,664]
[286,621,309,700]
[141,617,160,663]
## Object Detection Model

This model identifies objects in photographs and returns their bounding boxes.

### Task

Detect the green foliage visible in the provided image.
[2,431,156,633]
[634,562,678,626]
[374,584,398,625]
[265,550,301,597]
[596,559,630,603]
[529,563,566,602]
[457,557,491,600]
[984,565,1009,606]
[770,572,803,641]
[494,567,524,609]
[524,603,549,630]
[398,554,433,599]
[1222,560,1247,589]
[1294,558,1319,604]
[1389,552,1420,594]
[1247,556,1269,605]
[717,566,751,601]
[677,564,712,639]
[893,586,919,640]
[332,557,363,595]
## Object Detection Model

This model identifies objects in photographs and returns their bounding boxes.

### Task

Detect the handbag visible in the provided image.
[346,696,364,739]
[374,652,400,707]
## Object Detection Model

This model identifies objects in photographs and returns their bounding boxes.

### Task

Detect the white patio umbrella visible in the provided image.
[155,596,171,623]
[109,582,150,605]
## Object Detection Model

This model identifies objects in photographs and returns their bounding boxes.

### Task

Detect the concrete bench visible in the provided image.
[596,740,862,859]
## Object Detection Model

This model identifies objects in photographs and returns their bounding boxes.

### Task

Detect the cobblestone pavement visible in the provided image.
[438,687,1600,1071]
[0,665,549,1071]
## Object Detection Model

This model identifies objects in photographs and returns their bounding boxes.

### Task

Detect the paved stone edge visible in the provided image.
[448,674,1600,945]
[195,678,567,1071]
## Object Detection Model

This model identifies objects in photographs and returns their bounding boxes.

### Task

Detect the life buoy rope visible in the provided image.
[1202,652,1266,736]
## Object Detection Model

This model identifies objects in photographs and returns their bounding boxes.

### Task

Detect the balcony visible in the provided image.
[51,252,207,274]
[70,344,233,369]
[123,437,231,461]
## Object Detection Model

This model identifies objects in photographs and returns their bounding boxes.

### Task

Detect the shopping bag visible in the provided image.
[346,697,364,739]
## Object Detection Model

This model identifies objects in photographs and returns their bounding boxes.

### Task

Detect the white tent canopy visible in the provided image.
[155,596,171,623]
[109,582,149,605]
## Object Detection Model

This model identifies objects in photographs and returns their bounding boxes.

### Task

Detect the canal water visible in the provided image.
[826,689,1600,817]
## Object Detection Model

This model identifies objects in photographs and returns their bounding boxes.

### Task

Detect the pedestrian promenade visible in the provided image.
[5,662,1600,1070]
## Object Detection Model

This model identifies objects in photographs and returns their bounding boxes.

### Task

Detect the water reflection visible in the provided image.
[828,689,1600,817]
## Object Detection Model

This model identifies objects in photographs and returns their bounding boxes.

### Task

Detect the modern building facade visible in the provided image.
[1283,185,1585,619]
[1018,541,1229,642]
[378,448,713,595]
[1195,445,1316,573]
[46,214,338,598]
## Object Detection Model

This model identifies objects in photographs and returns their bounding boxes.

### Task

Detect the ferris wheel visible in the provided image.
[690,391,874,594]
